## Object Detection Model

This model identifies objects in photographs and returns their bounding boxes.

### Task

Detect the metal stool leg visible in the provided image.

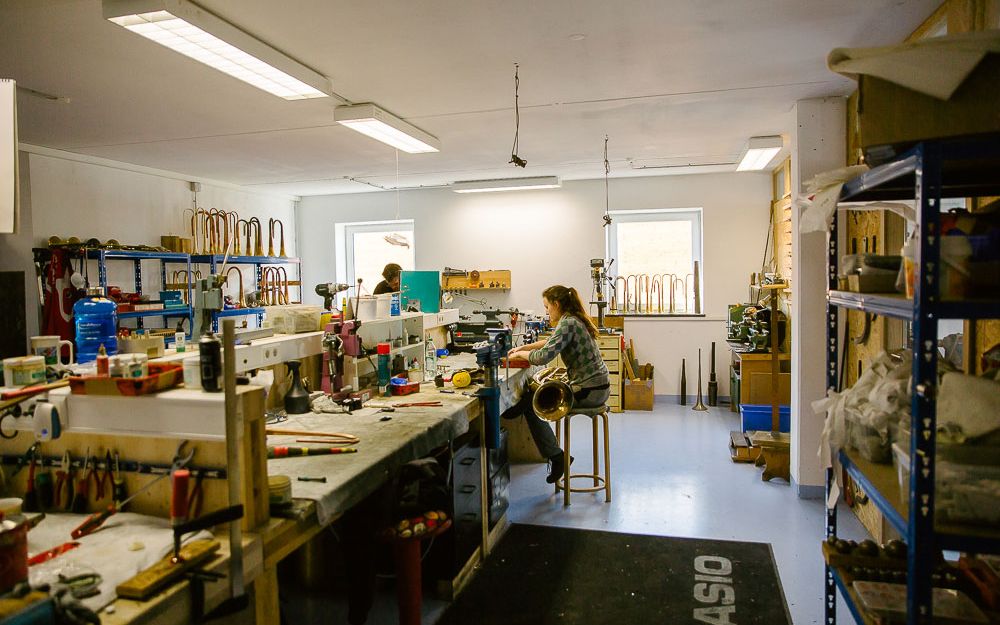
[602,411,612,503]
[592,415,600,487]
[563,415,571,507]
[553,419,561,495]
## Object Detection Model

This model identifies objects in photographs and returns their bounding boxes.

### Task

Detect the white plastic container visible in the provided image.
[375,293,393,319]
[183,357,202,389]
[355,297,377,321]
[2,356,46,387]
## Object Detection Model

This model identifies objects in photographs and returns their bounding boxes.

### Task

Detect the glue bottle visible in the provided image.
[96,344,109,377]
[377,342,391,397]
[424,334,437,378]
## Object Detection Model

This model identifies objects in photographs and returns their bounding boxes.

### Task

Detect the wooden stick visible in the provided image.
[266,428,359,443]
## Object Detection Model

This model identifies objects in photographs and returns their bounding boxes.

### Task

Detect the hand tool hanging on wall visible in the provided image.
[70,452,90,513]
[22,449,39,512]
[55,451,71,509]
[112,450,126,506]
[267,446,358,458]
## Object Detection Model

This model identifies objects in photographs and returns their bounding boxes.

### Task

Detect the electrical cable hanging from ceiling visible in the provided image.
[384,149,411,248]
[603,135,612,227]
[509,63,527,168]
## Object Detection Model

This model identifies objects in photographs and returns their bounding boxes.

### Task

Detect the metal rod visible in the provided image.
[222,320,245,599]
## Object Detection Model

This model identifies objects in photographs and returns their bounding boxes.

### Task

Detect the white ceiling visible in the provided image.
[0,0,938,196]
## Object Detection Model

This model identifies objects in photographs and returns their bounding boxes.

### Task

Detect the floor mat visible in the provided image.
[437,523,792,625]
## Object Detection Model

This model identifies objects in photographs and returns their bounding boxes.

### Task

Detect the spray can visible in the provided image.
[199,333,223,392]
[377,342,391,397]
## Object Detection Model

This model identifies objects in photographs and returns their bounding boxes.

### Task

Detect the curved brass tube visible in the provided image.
[659,273,676,313]
[636,274,650,313]
[624,275,637,312]
[651,276,662,313]
[269,218,286,257]
[275,266,289,305]
[260,267,270,305]
[235,219,249,256]
[183,208,198,254]
[208,208,226,254]
[194,208,211,254]
[248,218,263,256]
[223,211,239,255]
[672,275,690,313]
[224,266,245,308]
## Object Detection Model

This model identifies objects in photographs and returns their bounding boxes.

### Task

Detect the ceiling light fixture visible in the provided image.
[102,0,332,100]
[452,176,561,193]
[735,135,783,171]
[334,103,440,153]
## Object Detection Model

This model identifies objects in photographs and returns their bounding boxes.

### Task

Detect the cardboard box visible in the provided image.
[859,53,1000,165]
[623,378,653,411]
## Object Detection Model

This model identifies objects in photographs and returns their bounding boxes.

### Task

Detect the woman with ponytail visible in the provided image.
[506,285,610,484]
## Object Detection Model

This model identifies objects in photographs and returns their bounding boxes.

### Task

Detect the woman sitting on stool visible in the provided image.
[506,285,610,484]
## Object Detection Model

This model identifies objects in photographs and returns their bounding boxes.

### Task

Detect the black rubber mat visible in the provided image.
[437,523,792,625]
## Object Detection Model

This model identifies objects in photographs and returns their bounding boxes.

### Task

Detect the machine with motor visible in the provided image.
[321,318,362,393]
[589,258,615,329]
[451,309,517,351]
[473,328,511,449]
[192,276,225,339]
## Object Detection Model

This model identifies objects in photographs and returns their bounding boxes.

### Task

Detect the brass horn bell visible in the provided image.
[528,366,575,422]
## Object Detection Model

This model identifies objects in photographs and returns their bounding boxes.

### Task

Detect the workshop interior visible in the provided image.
[1,2,1000,624]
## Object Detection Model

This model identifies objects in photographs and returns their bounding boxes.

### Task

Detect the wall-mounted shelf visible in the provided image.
[441,269,511,291]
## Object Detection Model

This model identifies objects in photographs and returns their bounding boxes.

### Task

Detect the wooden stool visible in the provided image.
[553,405,611,506]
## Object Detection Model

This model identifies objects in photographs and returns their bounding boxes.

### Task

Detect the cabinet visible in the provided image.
[598,333,624,413]
[823,134,1000,625]
[88,249,194,338]
[730,351,790,407]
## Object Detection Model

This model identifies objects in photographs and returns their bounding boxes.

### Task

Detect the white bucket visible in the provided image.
[375,293,393,319]
[355,296,377,321]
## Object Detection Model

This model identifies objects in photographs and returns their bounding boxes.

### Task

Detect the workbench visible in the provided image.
[1,337,534,623]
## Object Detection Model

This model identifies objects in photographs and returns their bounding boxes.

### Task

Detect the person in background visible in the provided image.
[373,263,402,294]
[505,285,610,484]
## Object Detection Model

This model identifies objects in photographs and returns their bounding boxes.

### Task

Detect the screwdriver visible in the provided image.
[71,462,174,539]
[70,451,91,514]
[112,450,127,507]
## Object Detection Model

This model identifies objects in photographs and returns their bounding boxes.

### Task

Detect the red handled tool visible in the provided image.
[267,446,358,458]
[54,452,71,510]
[70,451,91,514]
[28,542,80,566]
[171,469,190,527]
[96,450,113,500]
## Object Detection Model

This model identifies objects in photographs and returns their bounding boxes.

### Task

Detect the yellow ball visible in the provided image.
[452,370,472,388]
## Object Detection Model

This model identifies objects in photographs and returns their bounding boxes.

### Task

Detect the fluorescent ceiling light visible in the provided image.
[736,136,783,171]
[103,0,332,100]
[334,103,440,153]
[452,176,561,193]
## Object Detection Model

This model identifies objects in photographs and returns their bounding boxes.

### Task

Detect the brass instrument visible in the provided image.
[248,218,263,256]
[268,218,286,257]
[224,266,245,308]
[528,366,575,422]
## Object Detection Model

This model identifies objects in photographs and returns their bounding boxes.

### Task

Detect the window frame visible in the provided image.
[340,219,415,288]
[605,208,704,316]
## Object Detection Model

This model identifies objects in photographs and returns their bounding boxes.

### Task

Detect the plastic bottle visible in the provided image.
[424,334,437,379]
[74,286,118,363]
[377,342,391,397]
[95,344,109,377]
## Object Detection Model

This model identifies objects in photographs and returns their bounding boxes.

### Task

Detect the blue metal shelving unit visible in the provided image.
[190,255,301,331]
[87,249,194,337]
[824,133,1000,625]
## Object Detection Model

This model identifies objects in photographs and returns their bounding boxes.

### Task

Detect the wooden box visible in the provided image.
[623,378,653,411]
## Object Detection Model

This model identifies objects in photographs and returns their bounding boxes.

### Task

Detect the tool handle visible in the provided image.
[71,477,89,514]
[113,478,127,506]
[171,470,190,526]
[173,504,243,536]
[71,505,116,539]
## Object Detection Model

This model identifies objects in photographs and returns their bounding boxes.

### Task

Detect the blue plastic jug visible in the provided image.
[74,286,118,363]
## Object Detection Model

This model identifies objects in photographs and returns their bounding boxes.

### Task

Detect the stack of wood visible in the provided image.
[622,339,653,382]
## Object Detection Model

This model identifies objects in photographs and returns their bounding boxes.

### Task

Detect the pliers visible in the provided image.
[54,451,71,509]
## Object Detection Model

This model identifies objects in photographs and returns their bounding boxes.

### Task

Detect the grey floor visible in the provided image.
[281,401,866,624]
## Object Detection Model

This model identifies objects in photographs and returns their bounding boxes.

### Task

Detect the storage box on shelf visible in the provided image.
[823,133,1000,625]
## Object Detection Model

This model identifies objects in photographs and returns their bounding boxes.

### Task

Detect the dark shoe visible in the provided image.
[546,454,574,484]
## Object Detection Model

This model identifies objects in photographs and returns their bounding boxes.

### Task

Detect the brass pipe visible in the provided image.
[224,266,245,308]
[183,208,198,254]
[625,275,637,312]
[636,274,650,313]
[660,273,677,313]
[651,276,662,313]
[236,219,249,256]
[248,218,263,256]
[195,208,211,254]
[208,208,225,254]
[224,211,239,255]
[260,267,270,306]
[275,266,289,305]
[269,218,286,257]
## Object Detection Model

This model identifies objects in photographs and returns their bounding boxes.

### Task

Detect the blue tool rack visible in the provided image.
[190,255,301,332]
[87,249,194,337]
[824,133,1000,625]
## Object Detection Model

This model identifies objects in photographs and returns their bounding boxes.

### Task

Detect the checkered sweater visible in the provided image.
[529,315,609,388]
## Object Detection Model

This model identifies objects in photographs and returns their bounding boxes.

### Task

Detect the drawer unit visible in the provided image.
[426,438,483,583]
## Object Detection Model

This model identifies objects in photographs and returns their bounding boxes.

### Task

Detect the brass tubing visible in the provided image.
[224,211,239,255]
[269,219,286,257]
[637,274,650,313]
[613,276,627,312]
[236,219,249,256]
[195,208,211,254]
[276,266,289,305]
[249,218,263,256]
[224,266,245,308]
[651,276,662,313]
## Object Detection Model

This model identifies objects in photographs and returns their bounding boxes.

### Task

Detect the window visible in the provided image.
[606,209,703,314]
[341,220,415,293]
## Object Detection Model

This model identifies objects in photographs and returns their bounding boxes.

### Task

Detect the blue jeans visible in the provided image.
[503,386,611,459]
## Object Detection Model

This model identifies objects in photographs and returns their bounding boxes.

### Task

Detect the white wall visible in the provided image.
[297,172,772,396]
[1,148,298,344]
